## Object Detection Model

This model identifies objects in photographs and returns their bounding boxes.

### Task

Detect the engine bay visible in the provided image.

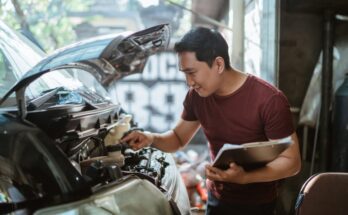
[24,90,171,191]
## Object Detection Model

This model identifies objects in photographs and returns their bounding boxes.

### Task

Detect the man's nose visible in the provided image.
[186,75,194,87]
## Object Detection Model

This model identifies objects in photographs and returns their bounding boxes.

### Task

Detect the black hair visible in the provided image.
[174,27,231,69]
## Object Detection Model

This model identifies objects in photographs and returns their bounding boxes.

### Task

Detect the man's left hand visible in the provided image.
[205,163,247,184]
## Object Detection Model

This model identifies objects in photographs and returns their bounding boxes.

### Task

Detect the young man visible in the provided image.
[122,27,301,215]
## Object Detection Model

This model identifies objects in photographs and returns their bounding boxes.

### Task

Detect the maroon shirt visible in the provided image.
[181,74,294,204]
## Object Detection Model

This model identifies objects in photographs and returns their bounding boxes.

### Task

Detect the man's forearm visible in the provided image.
[243,133,301,184]
[243,155,301,184]
[151,130,185,152]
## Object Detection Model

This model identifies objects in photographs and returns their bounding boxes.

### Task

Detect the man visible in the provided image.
[122,27,301,215]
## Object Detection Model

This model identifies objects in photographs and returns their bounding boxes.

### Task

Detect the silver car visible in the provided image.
[0,21,190,215]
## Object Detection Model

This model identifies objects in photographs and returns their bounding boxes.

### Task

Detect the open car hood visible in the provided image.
[0,24,170,104]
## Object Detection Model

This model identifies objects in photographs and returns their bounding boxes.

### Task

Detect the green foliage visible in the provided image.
[0,0,94,52]
[0,0,19,29]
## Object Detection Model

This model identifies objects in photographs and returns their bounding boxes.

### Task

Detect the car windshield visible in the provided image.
[1,68,111,108]
[28,68,111,104]
[0,21,111,107]
[0,21,44,98]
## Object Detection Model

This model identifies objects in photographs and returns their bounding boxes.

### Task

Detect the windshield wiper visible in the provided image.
[27,87,63,110]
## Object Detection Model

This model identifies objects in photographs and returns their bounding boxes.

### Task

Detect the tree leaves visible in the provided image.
[0,0,94,52]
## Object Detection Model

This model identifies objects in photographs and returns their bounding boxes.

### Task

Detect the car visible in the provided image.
[0,21,191,215]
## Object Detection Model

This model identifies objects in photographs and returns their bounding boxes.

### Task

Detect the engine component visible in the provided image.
[106,144,125,167]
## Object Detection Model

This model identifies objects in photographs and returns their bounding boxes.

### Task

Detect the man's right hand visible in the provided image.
[121,131,154,151]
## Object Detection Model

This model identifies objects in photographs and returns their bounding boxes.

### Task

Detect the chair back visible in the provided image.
[295,172,348,215]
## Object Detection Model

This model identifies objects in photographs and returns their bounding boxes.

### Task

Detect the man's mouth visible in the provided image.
[195,87,203,94]
[191,85,201,90]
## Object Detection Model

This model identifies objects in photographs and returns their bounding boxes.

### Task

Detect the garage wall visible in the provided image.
[109,52,188,133]
[278,3,323,125]
[279,2,348,129]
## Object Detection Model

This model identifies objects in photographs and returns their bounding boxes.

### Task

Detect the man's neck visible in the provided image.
[215,69,248,96]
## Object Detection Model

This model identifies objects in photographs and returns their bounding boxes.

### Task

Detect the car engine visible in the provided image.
[25,89,170,189]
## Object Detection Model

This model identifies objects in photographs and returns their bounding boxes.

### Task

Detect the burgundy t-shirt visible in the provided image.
[181,74,294,204]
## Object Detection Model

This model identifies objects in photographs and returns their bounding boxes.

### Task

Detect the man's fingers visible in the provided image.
[129,138,136,146]
[206,165,224,174]
[121,131,151,151]
[121,131,135,142]
[122,131,142,143]
[206,167,221,181]
[206,165,220,176]
[229,162,237,169]
[128,135,147,150]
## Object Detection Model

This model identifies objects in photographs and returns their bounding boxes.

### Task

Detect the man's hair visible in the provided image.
[174,27,231,69]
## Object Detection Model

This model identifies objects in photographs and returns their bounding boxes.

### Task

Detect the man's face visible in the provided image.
[178,51,221,97]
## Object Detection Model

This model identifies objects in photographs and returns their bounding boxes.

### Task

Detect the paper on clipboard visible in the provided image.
[212,136,292,170]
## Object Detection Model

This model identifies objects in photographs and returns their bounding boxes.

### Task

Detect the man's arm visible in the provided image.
[121,119,200,153]
[205,132,301,184]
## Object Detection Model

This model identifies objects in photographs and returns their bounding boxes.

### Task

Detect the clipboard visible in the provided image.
[212,137,292,170]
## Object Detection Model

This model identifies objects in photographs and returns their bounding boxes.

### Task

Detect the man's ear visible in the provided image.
[215,57,225,74]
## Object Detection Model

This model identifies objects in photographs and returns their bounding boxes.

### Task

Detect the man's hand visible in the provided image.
[121,131,154,151]
[205,163,247,184]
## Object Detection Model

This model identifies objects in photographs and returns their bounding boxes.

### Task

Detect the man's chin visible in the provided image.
[196,90,211,97]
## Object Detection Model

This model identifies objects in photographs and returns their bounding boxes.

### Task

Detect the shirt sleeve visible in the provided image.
[262,91,294,139]
[181,90,198,121]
